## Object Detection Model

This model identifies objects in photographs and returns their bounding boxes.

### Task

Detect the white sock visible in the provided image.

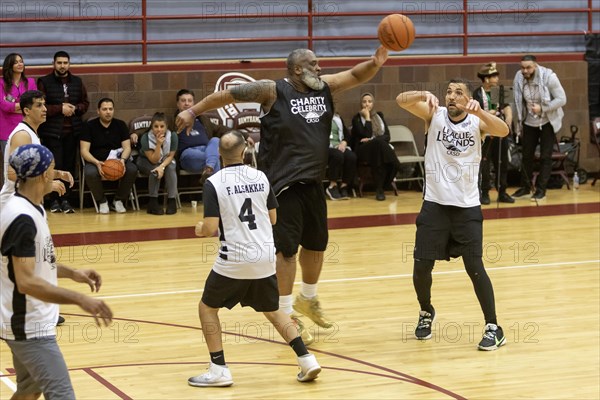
[301,283,318,299]
[279,295,294,315]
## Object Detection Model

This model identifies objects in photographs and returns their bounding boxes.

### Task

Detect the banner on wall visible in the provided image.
[214,72,261,128]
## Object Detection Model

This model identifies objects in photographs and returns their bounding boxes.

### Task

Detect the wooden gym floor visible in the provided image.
[1,184,599,399]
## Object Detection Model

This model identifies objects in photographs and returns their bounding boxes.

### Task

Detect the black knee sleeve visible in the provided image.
[414,258,435,276]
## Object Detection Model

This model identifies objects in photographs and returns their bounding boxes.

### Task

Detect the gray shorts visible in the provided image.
[5,336,75,399]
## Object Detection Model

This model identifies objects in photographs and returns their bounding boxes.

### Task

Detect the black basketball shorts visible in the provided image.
[201,270,279,312]
[273,182,328,257]
[414,200,483,261]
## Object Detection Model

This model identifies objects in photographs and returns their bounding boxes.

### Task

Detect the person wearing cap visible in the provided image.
[0,143,113,399]
[512,55,566,201]
[0,90,74,210]
[473,62,515,204]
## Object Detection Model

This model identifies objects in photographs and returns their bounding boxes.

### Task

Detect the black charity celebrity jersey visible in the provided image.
[258,79,334,194]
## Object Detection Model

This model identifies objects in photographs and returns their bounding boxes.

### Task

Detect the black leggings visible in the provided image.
[413,257,497,324]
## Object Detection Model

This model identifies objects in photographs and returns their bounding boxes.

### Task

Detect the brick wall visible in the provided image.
[77,60,595,173]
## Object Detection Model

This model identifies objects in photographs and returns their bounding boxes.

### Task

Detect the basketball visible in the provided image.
[377,14,415,52]
[102,159,125,181]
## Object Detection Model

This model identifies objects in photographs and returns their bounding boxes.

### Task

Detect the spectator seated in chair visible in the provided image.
[136,112,178,215]
[351,93,400,201]
[80,97,138,214]
[175,89,228,183]
[326,111,356,200]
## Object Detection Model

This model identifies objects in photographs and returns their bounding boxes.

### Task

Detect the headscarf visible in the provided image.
[360,92,384,137]
[9,143,54,180]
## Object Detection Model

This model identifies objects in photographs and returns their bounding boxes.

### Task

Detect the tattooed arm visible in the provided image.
[176,80,277,133]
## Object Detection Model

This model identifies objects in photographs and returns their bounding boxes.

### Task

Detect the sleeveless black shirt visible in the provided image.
[258,79,333,194]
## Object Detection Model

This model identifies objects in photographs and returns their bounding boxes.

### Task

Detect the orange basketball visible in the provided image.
[377,14,415,52]
[102,159,125,181]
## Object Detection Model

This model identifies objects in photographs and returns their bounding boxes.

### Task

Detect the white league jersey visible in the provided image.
[204,164,278,280]
[1,195,59,340]
[424,107,482,207]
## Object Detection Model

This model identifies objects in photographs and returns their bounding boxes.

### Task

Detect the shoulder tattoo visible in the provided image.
[230,80,275,102]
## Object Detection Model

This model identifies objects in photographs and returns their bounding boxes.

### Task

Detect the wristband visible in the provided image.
[187,108,196,118]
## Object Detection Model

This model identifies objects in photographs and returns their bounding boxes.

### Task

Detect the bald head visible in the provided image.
[219,130,247,165]
[286,49,313,73]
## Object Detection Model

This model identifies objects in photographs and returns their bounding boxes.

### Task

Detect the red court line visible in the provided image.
[52,202,599,247]
[1,361,462,397]
[82,368,132,400]
[59,313,466,399]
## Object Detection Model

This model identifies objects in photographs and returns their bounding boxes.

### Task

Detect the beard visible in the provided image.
[523,70,535,80]
[447,105,463,118]
[301,69,324,91]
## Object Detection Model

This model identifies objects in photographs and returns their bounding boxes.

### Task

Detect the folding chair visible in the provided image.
[532,134,570,189]
[389,125,425,188]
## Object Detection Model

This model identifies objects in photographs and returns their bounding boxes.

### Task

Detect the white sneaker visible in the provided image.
[98,202,109,214]
[112,200,126,213]
[188,362,233,387]
[297,354,321,382]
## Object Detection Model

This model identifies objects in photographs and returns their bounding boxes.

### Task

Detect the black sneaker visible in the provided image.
[480,191,490,205]
[339,186,350,200]
[375,190,386,201]
[511,187,531,199]
[498,192,515,203]
[326,186,342,200]
[61,200,75,214]
[415,309,435,340]
[478,323,506,350]
[530,189,546,201]
[57,315,65,326]
[50,200,62,213]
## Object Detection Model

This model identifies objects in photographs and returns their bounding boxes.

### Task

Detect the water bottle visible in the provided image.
[573,172,579,190]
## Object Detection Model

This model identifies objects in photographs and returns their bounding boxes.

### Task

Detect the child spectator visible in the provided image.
[136,112,178,215]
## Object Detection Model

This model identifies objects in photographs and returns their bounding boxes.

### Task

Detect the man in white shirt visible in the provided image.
[1,143,112,398]
[189,131,320,387]
[397,79,508,351]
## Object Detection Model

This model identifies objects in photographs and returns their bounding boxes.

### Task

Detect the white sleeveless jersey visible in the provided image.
[208,165,276,279]
[1,195,58,340]
[424,107,482,207]
[1,122,40,208]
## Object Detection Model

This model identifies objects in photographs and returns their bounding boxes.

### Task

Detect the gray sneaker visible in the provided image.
[111,200,126,213]
[98,202,110,214]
